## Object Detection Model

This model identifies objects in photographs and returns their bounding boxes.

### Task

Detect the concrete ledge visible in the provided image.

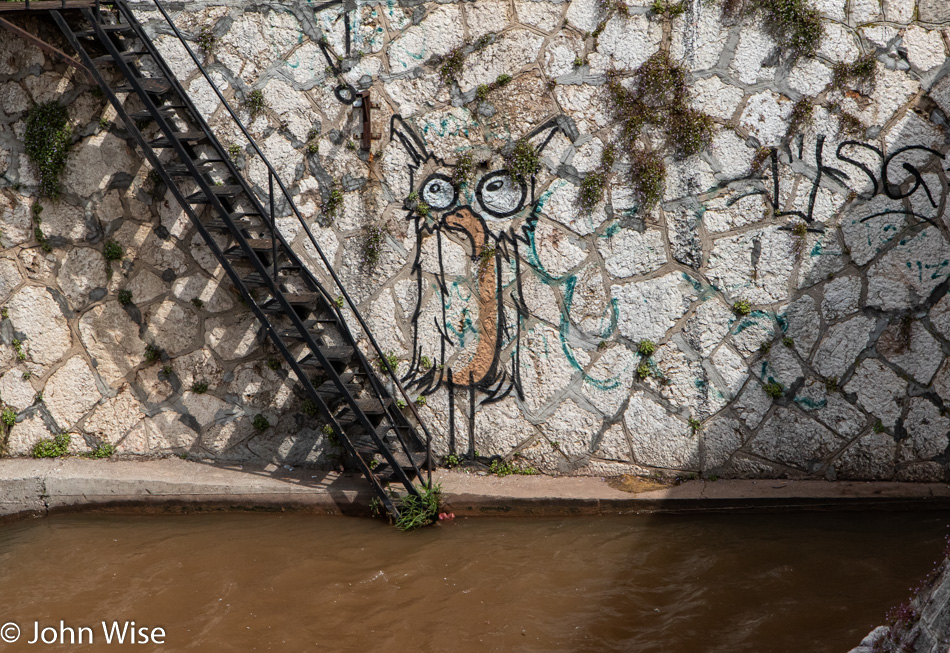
[3,459,950,523]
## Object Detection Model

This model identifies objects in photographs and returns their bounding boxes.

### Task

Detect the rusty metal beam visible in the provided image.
[0,15,93,81]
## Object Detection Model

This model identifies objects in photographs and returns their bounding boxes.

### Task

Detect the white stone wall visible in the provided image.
[0,17,330,464]
[4,1,950,480]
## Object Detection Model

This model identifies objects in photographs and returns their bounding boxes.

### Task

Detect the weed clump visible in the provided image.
[90,442,115,458]
[787,98,814,137]
[629,149,666,210]
[118,289,133,305]
[2,406,16,428]
[764,381,784,398]
[253,414,270,432]
[394,483,441,531]
[732,300,752,316]
[362,225,386,267]
[196,25,216,55]
[452,151,476,187]
[25,102,72,199]
[832,53,877,90]
[103,239,123,261]
[651,0,686,17]
[638,339,656,357]
[750,0,823,58]
[504,137,541,184]
[246,89,266,119]
[191,380,209,394]
[579,169,607,213]
[323,184,343,221]
[33,432,70,458]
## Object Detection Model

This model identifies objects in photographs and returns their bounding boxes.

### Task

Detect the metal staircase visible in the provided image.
[33,0,433,519]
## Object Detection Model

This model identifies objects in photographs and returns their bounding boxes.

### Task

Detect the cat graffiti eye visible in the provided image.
[476,170,526,218]
[420,174,457,210]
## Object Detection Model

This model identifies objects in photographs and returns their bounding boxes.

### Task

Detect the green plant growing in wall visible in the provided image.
[1,407,16,428]
[227,143,242,161]
[415,395,427,406]
[335,295,344,308]
[253,414,270,432]
[196,25,216,55]
[25,101,72,199]
[267,358,282,371]
[191,297,204,309]
[478,243,496,278]
[144,344,161,364]
[103,239,123,261]
[246,89,266,119]
[362,225,386,268]
[688,417,702,435]
[191,380,209,394]
[301,398,318,417]
[504,137,541,184]
[378,352,399,374]
[782,336,795,348]
[579,169,607,214]
[832,53,877,90]
[638,339,656,357]
[323,184,343,221]
[452,151,476,187]
[825,377,838,393]
[12,338,25,362]
[118,289,133,305]
[437,47,466,85]
[90,442,115,459]
[420,355,432,370]
[32,432,70,458]
[764,381,784,399]
[651,0,685,17]
[637,362,652,380]
[749,0,823,58]
[873,419,885,433]
[732,300,752,316]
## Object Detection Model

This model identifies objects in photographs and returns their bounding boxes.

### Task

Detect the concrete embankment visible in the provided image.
[3,459,950,523]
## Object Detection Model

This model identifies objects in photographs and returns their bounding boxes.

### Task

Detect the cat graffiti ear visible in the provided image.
[390,115,430,166]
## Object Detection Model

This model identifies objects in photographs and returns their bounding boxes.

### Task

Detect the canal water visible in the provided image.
[0,511,946,652]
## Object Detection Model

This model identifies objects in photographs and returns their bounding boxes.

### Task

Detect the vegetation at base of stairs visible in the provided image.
[394,482,441,531]
[25,101,72,199]
[32,432,70,458]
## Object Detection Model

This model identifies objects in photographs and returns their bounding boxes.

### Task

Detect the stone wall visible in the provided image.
[3,0,950,480]
[0,16,329,464]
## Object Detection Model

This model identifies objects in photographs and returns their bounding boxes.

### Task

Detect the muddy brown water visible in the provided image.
[0,511,946,652]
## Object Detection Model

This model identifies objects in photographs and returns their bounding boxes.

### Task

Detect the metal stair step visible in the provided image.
[164,159,224,176]
[204,213,262,232]
[338,397,393,418]
[312,379,360,396]
[75,24,135,38]
[283,291,322,305]
[185,185,245,203]
[114,78,171,95]
[148,130,208,148]
[297,347,355,365]
[277,320,336,340]
[128,107,179,121]
[92,51,146,64]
